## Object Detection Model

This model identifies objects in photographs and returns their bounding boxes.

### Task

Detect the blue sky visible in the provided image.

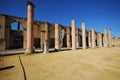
[0,0,120,37]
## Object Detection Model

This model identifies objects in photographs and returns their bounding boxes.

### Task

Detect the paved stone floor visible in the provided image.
[0,47,73,56]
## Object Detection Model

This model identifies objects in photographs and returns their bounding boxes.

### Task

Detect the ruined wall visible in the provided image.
[0,14,57,50]
[0,15,6,50]
[112,38,120,47]
[1,14,117,51]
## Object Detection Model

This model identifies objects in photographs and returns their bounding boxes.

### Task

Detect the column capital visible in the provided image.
[26,1,35,7]
[82,22,86,25]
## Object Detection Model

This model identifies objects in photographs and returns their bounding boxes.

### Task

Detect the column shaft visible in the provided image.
[72,20,76,50]
[82,23,86,49]
[99,33,103,47]
[104,28,108,47]
[76,29,79,48]
[41,31,44,49]
[55,24,61,50]
[91,28,96,48]
[43,22,49,53]
[25,1,35,54]
[67,27,71,48]
[88,31,92,47]
[108,29,112,47]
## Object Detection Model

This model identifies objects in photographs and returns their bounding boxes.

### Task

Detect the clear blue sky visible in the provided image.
[0,0,120,37]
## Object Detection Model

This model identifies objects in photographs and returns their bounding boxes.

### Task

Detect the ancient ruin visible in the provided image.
[0,1,120,54]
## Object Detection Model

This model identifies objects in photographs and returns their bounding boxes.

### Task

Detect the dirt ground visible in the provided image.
[0,47,120,80]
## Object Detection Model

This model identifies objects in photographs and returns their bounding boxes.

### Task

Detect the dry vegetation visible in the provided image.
[0,47,120,80]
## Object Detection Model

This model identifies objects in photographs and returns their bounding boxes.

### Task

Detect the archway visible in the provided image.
[10,22,23,49]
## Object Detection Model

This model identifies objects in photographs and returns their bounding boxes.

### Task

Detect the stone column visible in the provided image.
[91,28,96,48]
[43,22,49,53]
[72,20,76,50]
[25,1,35,54]
[82,23,86,49]
[111,37,114,46]
[23,23,27,49]
[76,29,79,48]
[108,29,112,47]
[41,30,44,49]
[55,24,61,51]
[88,30,92,47]
[99,33,103,47]
[96,33,98,46]
[67,27,71,48]
[0,16,6,50]
[104,27,108,47]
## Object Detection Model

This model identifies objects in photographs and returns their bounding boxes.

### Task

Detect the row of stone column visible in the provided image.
[25,1,112,54]
[104,28,112,47]
[70,20,112,50]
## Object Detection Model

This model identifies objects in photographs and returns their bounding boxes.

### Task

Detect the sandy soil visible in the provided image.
[0,47,120,80]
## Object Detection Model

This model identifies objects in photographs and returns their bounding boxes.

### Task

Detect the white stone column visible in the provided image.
[25,1,35,54]
[55,24,61,51]
[108,29,112,47]
[72,20,76,50]
[99,33,103,47]
[91,28,96,48]
[82,23,86,49]
[43,22,49,53]
[67,27,71,48]
[76,29,79,48]
[104,27,108,47]
[88,30,92,47]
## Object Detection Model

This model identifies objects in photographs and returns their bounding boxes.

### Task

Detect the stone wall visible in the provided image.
[0,14,119,51]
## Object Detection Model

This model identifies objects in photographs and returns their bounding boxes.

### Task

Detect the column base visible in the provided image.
[99,45,103,47]
[104,43,108,47]
[43,42,49,53]
[55,49,60,52]
[72,48,76,50]
[25,49,34,54]
[43,51,49,53]
[83,47,86,49]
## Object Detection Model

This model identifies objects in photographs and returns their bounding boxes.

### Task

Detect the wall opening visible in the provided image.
[10,22,23,49]
[61,29,67,47]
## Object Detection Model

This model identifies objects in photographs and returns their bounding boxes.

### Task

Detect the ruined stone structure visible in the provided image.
[0,1,119,53]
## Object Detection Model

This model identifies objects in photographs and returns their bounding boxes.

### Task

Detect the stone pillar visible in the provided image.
[108,29,112,47]
[82,23,86,49]
[67,27,71,48]
[0,16,6,50]
[111,37,114,46]
[23,23,27,49]
[72,20,76,50]
[60,28,63,48]
[25,1,35,54]
[104,27,108,47]
[88,30,92,47]
[55,24,61,51]
[91,28,96,48]
[41,30,44,49]
[43,22,49,53]
[96,33,99,46]
[76,29,79,48]
[99,33,103,47]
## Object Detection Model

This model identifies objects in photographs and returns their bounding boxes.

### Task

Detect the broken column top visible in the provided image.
[26,1,35,7]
